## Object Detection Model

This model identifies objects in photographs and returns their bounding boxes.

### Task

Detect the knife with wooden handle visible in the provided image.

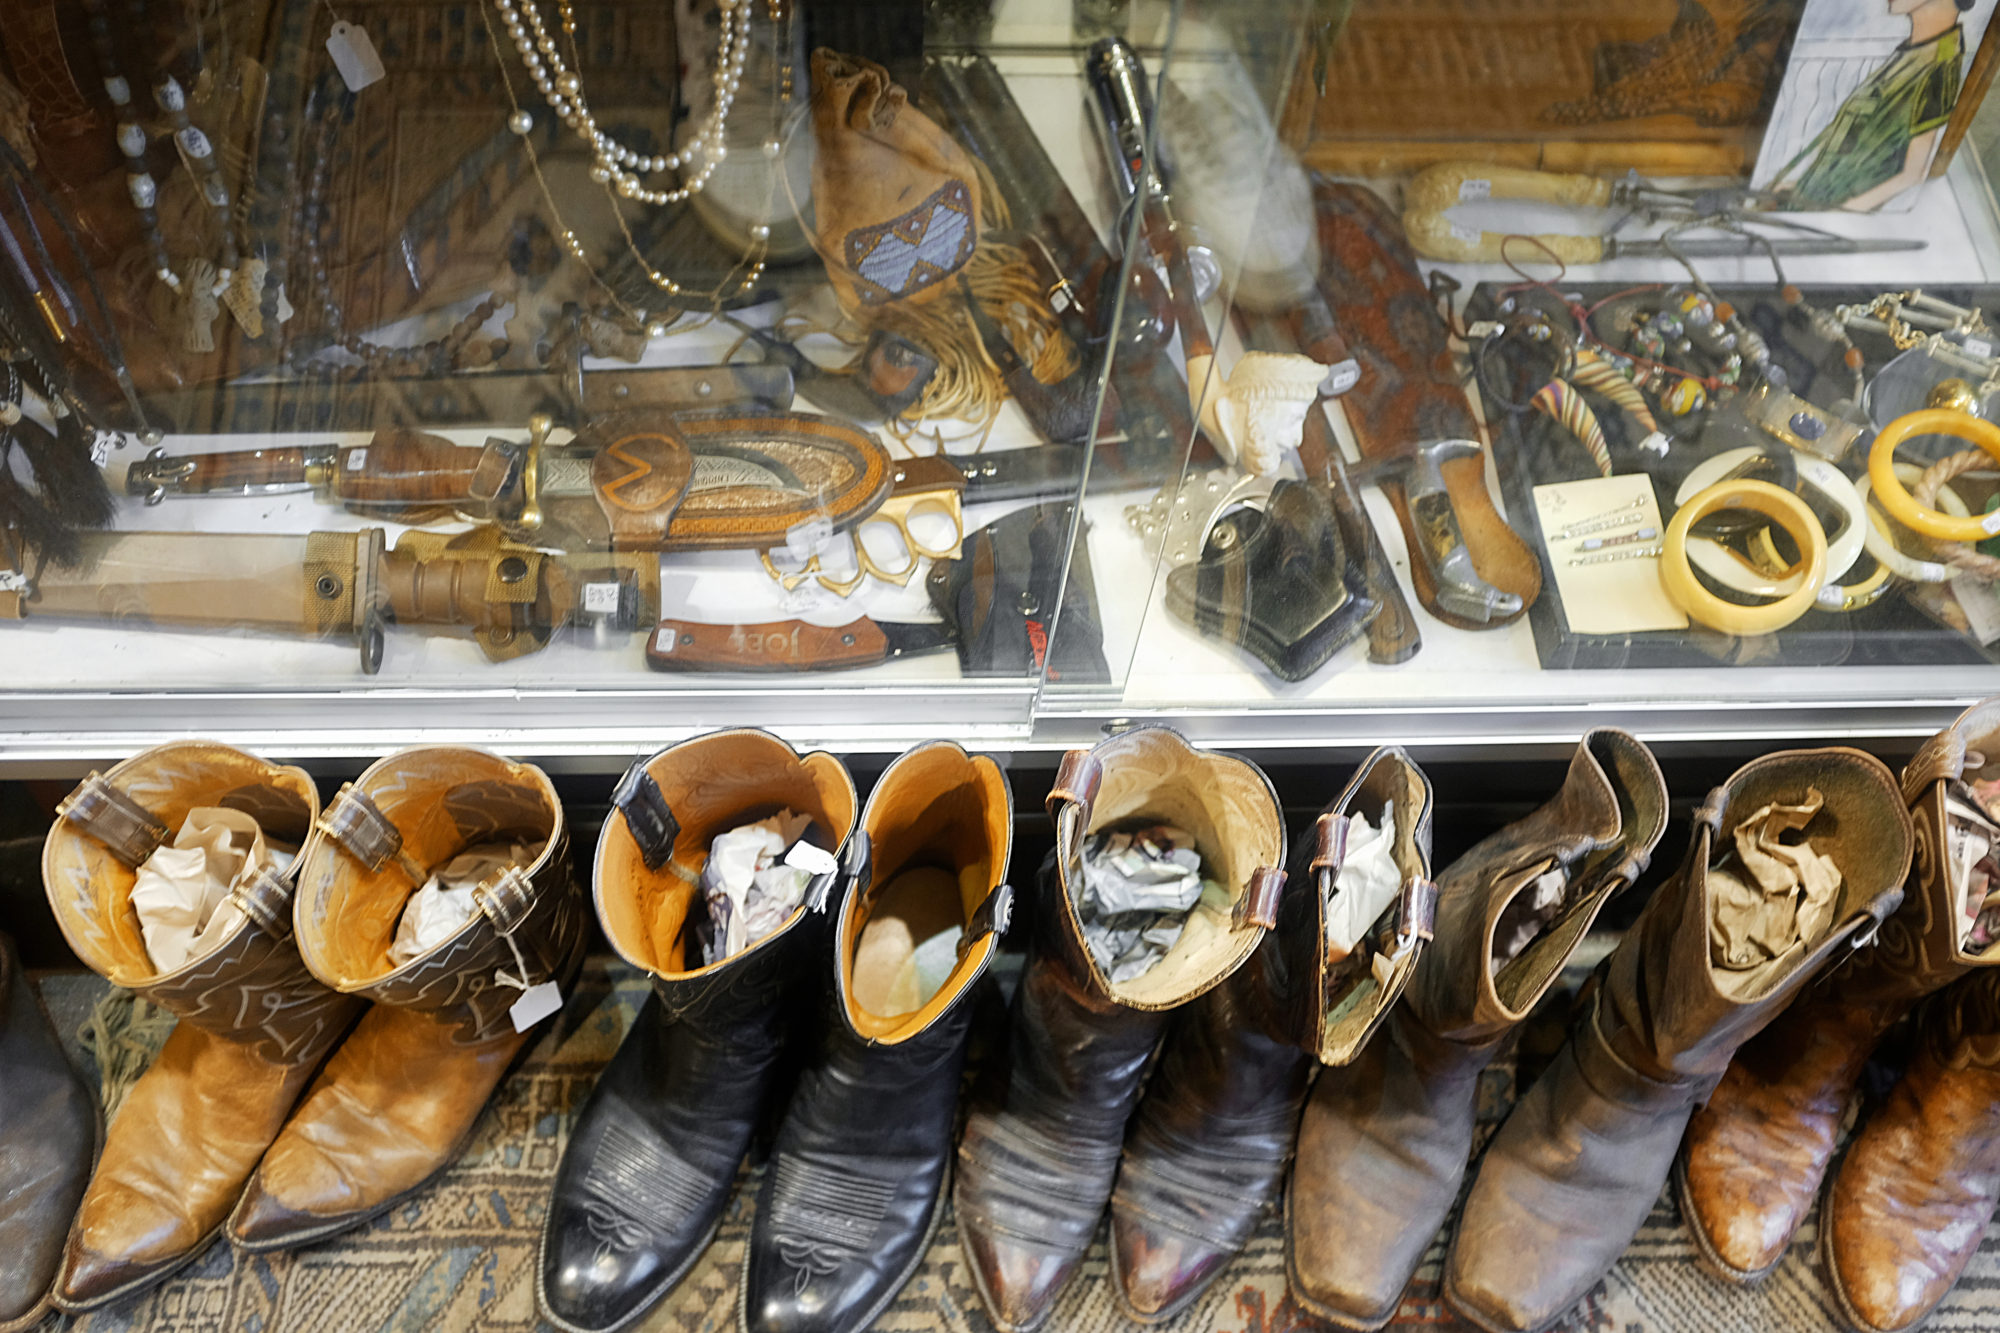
[646,617,955,672]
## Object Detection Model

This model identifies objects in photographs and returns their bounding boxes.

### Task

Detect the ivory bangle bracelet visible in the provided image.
[1676,445,1865,584]
[1857,471,1955,584]
[1661,480,1829,634]
[1868,408,2000,542]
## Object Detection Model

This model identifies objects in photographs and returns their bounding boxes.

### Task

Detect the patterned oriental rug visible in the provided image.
[29,955,2000,1333]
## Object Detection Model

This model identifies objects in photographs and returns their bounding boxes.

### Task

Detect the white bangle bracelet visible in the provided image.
[1857,469,1955,584]
[1677,446,1867,590]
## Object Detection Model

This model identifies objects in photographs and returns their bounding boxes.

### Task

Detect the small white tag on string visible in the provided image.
[327,21,385,92]
[508,980,563,1033]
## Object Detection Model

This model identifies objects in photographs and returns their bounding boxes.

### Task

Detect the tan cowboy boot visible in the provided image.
[1112,745,1438,1325]
[1287,729,1666,1330]
[1680,697,2000,1282]
[1445,748,1913,1333]
[954,727,1286,1333]
[42,743,363,1311]
[1822,967,2000,1332]
[229,746,583,1251]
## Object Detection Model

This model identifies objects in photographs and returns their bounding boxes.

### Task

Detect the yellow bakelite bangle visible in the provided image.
[1661,479,1828,634]
[1869,408,2000,543]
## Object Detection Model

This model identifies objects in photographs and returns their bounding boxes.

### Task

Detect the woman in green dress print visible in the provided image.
[1773,0,1972,211]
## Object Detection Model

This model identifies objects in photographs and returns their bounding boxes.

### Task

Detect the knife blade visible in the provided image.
[646,616,956,672]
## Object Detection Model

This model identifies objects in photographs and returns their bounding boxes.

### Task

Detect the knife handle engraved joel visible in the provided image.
[647,618,889,672]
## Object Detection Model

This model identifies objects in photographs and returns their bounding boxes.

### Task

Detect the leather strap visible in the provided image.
[1692,787,1728,844]
[1577,993,1726,1112]
[56,772,168,869]
[611,760,680,871]
[1045,748,1102,823]
[1232,866,1286,931]
[964,882,1014,947]
[1310,811,1349,875]
[1903,726,1966,805]
[814,831,870,913]
[230,863,297,940]
[474,865,537,935]
[320,784,407,871]
[1396,875,1439,946]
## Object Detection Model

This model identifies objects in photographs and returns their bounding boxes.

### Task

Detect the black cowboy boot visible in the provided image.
[743,740,1013,1333]
[538,731,859,1333]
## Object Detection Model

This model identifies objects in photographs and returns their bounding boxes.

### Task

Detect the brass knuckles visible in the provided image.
[758,489,964,596]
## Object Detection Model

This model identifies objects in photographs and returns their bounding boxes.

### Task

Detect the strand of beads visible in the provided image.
[492,0,745,206]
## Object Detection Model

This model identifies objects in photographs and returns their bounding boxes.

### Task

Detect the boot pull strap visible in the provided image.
[1692,788,1728,846]
[57,772,168,869]
[319,784,426,882]
[812,831,869,913]
[1233,866,1287,931]
[1046,749,1102,825]
[1394,875,1438,952]
[474,865,537,936]
[960,882,1014,957]
[1310,812,1349,884]
[1902,728,1967,805]
[611,761,680,871]
[229,863,297,940]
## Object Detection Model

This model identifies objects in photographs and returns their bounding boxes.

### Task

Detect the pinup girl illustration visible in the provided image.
[1773,0,1974,211]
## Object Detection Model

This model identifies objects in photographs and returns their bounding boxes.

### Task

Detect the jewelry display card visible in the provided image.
[1533,474,1687,636]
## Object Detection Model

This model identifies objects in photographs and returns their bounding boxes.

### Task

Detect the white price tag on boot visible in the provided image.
[327,21,386,92]
[509,980,564,1033]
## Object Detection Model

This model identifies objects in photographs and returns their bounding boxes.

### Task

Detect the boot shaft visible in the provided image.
[597,728,859,1005]
[1272,745,1437,1065]
[833,739,1013,1052]
[1829,697,2000,1009]
[1041,726,1287,1012]
[1604,747,1912,1086]
[1409,729,1667,1044]
[296,746,580,1045]
[43,741,359,1066]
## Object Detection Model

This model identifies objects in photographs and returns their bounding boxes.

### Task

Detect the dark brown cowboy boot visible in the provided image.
[954,727,1286,1333]
[1287,729,1666,1330]
[743,740,1013,1333]
[1446,748,1913,1333]
[1823,967,2000,1332]
[230,746,583,1251]
[0,931,97,1332]
[1680,697,2000,1283]
[1111,746,1437,1324]
[42,743,363,1311]
[540,730,859,1333]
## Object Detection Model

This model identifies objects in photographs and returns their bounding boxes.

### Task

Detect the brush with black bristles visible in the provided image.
[0,366,115,568]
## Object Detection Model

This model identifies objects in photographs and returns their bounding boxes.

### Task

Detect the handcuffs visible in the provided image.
[1660,480,1828,634]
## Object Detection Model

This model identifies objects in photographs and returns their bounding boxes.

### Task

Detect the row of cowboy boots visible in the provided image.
[35,741,581,1315]
[1288,734,1921,1333]
[1682,698,2000,1333]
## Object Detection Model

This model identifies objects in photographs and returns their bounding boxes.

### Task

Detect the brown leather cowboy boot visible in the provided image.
[1822,967,2000,1332]
[1112,746,1437,1325]
[954,727,1286,1333]
[41,743,363,1311]
[230,746,584,1251]
[1445,748,1913,1333]
[1679,697,2000,1283]
[1287,729,1666,1330]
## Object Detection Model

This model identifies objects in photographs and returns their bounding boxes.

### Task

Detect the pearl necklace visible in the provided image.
[493,0,749,206]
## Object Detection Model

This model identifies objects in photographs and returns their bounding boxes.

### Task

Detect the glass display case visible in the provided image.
[1,0,1997,767]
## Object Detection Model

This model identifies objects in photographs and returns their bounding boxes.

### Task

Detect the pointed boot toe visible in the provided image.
[955,1220,1076,1333]
[1110,1208,1231,1324]
[226,1174,325,1253]
[52,1232,210,1315]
